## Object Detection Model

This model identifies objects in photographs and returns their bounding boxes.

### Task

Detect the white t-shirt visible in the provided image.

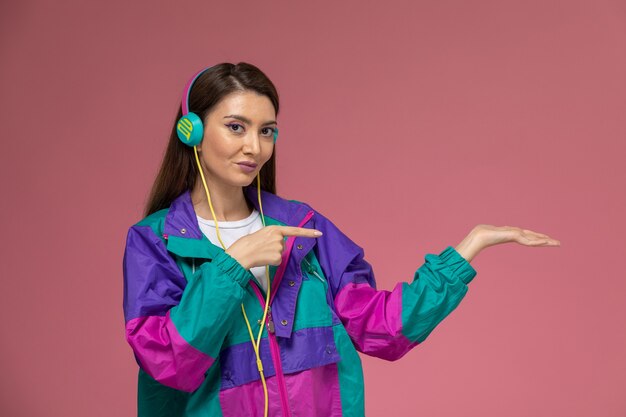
[196,209,268,292]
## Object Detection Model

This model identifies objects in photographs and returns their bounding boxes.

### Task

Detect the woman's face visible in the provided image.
[198,90,276,189]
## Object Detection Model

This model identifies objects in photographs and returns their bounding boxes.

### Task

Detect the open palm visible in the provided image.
[474,224,561,248]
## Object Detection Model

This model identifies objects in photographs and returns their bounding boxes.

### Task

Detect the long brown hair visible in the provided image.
[144,62,280,217]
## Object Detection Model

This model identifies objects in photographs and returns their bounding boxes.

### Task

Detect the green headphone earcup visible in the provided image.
[176,113,204,146]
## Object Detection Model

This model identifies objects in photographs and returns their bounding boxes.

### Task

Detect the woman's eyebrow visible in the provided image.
[223,114,277,126]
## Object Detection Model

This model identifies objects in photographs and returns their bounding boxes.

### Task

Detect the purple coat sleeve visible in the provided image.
[122,224,253,392]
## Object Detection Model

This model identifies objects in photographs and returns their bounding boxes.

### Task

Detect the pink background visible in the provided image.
[1,0,625,416]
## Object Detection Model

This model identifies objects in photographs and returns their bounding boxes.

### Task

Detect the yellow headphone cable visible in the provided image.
[193,146,271,417]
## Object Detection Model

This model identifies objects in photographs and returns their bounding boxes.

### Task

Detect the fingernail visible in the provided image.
[314,231,323,236]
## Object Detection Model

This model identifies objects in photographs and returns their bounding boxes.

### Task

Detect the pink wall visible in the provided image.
[1,0,624,415]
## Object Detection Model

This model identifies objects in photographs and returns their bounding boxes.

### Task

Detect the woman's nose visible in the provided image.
[242,132,261,154]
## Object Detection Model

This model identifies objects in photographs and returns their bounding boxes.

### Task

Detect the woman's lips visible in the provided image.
[236,163,257,173]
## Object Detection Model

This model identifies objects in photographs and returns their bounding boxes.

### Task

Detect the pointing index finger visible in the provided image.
[276,226,323,238]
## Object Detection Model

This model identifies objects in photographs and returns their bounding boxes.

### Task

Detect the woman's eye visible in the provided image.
[261,127,276,137]
[226,123,244,133]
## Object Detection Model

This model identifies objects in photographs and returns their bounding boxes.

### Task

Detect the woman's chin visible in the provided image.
[231,174,257,188]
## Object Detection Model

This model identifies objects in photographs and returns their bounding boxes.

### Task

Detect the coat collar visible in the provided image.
[163,185,313,259]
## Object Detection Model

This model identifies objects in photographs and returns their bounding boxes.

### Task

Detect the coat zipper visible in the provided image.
[250,284,291,417]
[249,209,315,417]
[267,309,290,416]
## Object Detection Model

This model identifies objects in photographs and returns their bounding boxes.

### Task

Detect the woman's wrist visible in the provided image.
[454,228,484,263]
[225,247,251,270]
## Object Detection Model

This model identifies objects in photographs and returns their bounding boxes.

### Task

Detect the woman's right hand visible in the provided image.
[225,226,323,270]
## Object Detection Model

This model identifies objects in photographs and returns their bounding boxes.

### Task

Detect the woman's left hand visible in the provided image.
[455,225,561,263]
[474,224,561,249]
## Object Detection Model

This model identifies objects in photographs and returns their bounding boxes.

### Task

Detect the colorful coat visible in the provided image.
[122,186,477,416]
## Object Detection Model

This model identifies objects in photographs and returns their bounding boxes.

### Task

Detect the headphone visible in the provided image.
[176,66,278,146]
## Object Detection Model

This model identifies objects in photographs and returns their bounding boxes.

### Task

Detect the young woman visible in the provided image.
[122,62,560,417]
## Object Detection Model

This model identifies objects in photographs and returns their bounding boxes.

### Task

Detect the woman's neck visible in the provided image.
[190,179,253,222]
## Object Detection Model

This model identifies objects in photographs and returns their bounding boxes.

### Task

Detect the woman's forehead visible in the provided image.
[211,91,276,122]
